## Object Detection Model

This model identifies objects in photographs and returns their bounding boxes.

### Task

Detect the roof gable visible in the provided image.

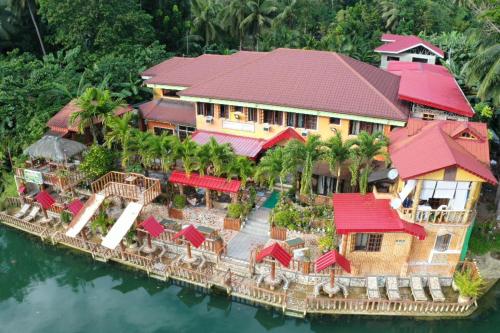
[375,34,444,58]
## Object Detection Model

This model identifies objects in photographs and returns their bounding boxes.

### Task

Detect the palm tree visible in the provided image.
[197,143,211,176]
[70,87,123,144]
[179,137,199,176]
[146,133,181,172]
[227,156,255,188]
[379,0,399,31]
[221,0,248,50]
[463,44,500,106]
[191,0,220,47]
[254,146,287,191]
[104,113,133,169]
[241,0,278,51]
[8,0,46,56]
[323,132,355,193]
[206,137,235,177]
[130,130,154,174]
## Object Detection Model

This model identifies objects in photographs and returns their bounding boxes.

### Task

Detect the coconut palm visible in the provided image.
[323,132,355,193]
[379,0,399,31]
[104,113,134,169]
[179,137,199,176]
[146,133,181,172]
[255,146,287,191]
[8,0,46,56]
[463,44,500,106]
[129,130,155,174]
[221,0,248,50]
[227,156,255,188]
[241,0,278,51]
[197,143,211,176]
[206,137,235,177]
[191,0,221,47]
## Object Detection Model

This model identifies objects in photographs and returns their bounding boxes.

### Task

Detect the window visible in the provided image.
[286,113,317,130]
[387,56,399,62]
[162,89,178,98]
[412,57,428,63]
[422,113,435,120]
[349,121,384,135]
[263,110,283,125]
[197,103,214,117]
[329,117,341,125]
[353,234,383,252]
[434,234,451,252]
[247,108,257,122]
[177,125,195,140]
[234,106,243,113]
[460,131,476,139]
[219,105,228,118]
[153,127,174,136]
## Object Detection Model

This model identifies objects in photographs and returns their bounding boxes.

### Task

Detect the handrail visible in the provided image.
[398,206,473,224]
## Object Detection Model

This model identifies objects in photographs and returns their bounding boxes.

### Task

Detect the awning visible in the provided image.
[67,199,84,215]
[173,224,206,248]
[101,202,143,249]
[402,222,427,240]
[140,216,165,238]
[169,170,241,193]
[191,130,265,158]
[139,99,196,126]
[18,186,26,194]
[261,128,305,150]
[315,250,351,273]
[35,191,55,210]
[256,243,292,267]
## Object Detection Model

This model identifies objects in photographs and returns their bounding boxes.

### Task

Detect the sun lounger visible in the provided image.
[14,204,31,219]
[410,276,429,301]
[367,276,381,300]
[338,282,349,298]
[385,276,402,301]
[23,206,40,222]
[428,276,446,302]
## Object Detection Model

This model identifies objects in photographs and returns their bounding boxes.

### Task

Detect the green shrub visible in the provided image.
[273,207,305,231]
[318,235,335,252]
[60,211,73,224]
[227,203,244,219]
[454,268,485,298]
[173,194,186,209]
[79,145,115,179]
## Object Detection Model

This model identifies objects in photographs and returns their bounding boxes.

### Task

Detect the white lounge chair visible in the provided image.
[23,206,40,222]
[367,276,381,300]
[410,276,429,301]
[385,276,402,301]
[14,204,31,219]
[338,282,349,298]
[428,276,446,302]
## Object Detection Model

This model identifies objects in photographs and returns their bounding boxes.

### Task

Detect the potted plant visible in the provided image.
[60,211,73,229]
[125,230,138,249]
[224,203,244,231]
[169,194,186,220]
[453,268,484,304]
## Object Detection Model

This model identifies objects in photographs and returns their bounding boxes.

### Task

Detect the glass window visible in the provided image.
[422,113,435,121]
[247,108,257,122]
[353,234,383,252]
[177,125,195,140]
[434,234,451,252]
[304,115,317,130]
[387,56,399,62]
[153,127,174,136]
[263,110,283,125]
[219,105,228,118]
[412,57,428,63]
[197,103,213,117]
[329,117,341,125]
[349,121,383,135]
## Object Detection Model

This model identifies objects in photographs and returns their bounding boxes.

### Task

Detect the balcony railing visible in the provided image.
[397,206,474,225]
[15,167,86,191]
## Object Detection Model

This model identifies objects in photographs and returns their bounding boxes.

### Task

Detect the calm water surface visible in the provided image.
[1,226,499,333]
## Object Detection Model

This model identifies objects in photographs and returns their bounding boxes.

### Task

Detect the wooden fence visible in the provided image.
[270,226,287,240]
[232,282,287,308]
[223,217,241,231]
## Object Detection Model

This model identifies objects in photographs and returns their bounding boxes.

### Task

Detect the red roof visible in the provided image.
[140,216,165,238]
[178,48,408,122]
[169,170,241,193]
[388,62,473,117]
[375,34,444,57]
[35,190,55,210]
[333,193,426,240]
[67,199,84,215]
[191,130,265,158]
[256,243,292,267]
[261,128,305,150]
[139,99,196,126]
[173,224,206,248]
[315,250,351,273]
[389,120,496,184]
[141,57,194,78]
[47,100,133,132]
[18,186,26,194]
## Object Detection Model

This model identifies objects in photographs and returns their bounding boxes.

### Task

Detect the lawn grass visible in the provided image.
[469,227,500,255]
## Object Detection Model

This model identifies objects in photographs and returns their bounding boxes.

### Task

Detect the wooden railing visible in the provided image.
[168,265,211,285]
[103,182,140,201]
[0,210,49,237]
[15,167,85,191]
[306,296,476,314]
[223,217,241,231]
[232,283,287,307]
[270,225,287,240]
[398,207,473,224]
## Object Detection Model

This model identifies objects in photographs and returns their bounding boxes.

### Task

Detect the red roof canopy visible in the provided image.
[139,99,196,126]
[140,216,165,238]
[256,243,292,267]
[191,130,265,158]
[315,250,351,273]
[35,190,55,210]
[375,34,444,57]
[262,128,305,150]
[67,199,84,215]
[18,186,26,194]
[333,193,426,240]
[169,170,241,193]
[173,224,206,248]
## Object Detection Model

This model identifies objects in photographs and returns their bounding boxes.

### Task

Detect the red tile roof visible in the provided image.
[140,216,165,238]
[256,243,292,267]
[261,127,305,150]
[139,99,196,126]
[35,190,56,210]
[145,51,265,87]
[191,130,265,158]
[141,57,194,78]
[389,120,496,184]
[173,224,206,248]
[67,199,84,215]
[388,62,474,117]
[315,250,351,273]
[375,34,444,57]
[179,48,409,121]
[333,193,426,240]
[169,170,241,193]
[47,100,133,132]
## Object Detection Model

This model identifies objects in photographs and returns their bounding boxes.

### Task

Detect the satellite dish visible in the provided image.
[388,169,399,180]
[390,198,402,209]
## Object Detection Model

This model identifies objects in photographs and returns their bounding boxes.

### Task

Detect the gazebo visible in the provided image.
[24,135,87,163]
[173,224,206,266]
[139,216,165,254]
[315,250,351,297]
[256,243,292,289]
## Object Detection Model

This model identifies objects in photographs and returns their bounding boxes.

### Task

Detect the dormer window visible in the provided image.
[460,131,476,140]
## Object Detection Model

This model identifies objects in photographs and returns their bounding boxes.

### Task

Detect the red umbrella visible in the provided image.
[315,250,350,289]
[140,216,165,248]
[173,224,205,259]
[256,243,291,280]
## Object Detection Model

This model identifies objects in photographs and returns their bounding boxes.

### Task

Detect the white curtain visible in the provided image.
[420,180,437,200]
[449,182,470,210]
[434,181,457,199]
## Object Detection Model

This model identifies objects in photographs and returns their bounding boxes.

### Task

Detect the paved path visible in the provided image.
[226,207,271,261]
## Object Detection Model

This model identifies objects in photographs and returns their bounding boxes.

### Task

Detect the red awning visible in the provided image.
[191,130,265,158]
[173,224,206,248]
[256,243,292,267]
[315,250,351,273]
[35,190,55,210]
[67,199,84,215]
[402,222,426,241]
[169,170,241,193]
[262,127,305,150]
[140,216,165,238]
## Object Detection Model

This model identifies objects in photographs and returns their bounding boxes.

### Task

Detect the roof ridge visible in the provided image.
[334,53,408,119]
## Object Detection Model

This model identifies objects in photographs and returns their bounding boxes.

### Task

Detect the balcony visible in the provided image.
[397,206,474,225]
[15,166,86,192]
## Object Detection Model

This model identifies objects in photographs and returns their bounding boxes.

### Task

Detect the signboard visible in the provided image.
[222,119,255,132]
[24,169,43,185]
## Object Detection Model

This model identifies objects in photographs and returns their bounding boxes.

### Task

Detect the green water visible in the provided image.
[1,226,499,333]
[263,191,280,209]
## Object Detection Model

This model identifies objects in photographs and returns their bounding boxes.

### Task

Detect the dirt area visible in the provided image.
[474,252,500,279]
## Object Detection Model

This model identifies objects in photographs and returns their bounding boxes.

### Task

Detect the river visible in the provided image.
[1,226,499,333]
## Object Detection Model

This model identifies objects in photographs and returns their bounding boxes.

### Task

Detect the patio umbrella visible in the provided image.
[24,135,87,163]
[256,243,291,280]
[173,224,205,259]
[139,216,165,249]
[315,250,351,289]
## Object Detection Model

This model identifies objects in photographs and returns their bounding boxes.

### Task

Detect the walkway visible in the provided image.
[226,207,271,261]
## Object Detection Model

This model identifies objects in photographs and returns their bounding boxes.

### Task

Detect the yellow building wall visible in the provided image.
[152,88,163,99]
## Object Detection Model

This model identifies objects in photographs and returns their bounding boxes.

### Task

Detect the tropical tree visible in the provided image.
[241,0,278,50]
[191,0,221,47]
[104,113,133,169]
[179,137,199,176]
[323,132,355,193]
[255,146,287,191]
[129,129,154,174]
[227,156,255,188]
[463,44,500,106]
[206,137,235,176]
[8,0,46,55]
[221,0,248,50]
[146,133,181,172]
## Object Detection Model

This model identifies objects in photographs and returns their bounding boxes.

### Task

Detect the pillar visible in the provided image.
[340,234,348,256]
[410,179,423,221]
[186,242,192,259]
[231,193,238,204]
[179,185,184,196]
[463,182,480,223]
[206,189,213,209]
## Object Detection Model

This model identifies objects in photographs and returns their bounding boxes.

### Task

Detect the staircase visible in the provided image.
[66,193,106,237]
[226,207,271,262]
